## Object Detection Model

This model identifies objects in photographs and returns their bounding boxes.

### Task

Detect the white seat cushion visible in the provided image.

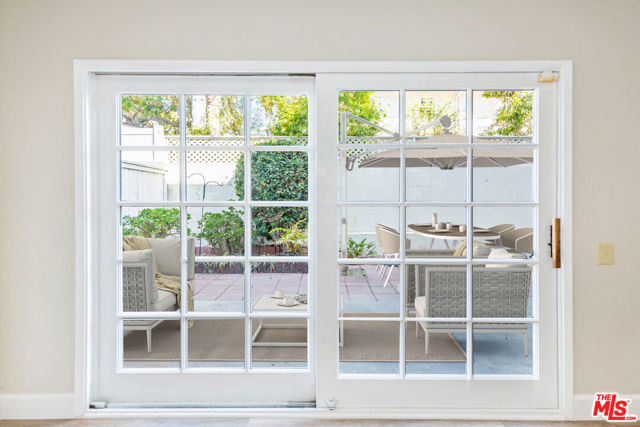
[147,237,196,280]
[485,248,515,268]
[474,244,492,257]
[147,237,181,277]
[150,289,178,312]
[453,241,492,257]
[415,296,427,316]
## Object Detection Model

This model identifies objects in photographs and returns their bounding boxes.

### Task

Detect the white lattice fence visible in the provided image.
[164,136,308,164]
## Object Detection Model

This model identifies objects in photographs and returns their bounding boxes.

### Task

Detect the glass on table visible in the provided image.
[250,262,308,312]
[405,206,467,258]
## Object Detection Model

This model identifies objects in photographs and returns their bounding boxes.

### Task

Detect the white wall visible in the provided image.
[0,0,639,409]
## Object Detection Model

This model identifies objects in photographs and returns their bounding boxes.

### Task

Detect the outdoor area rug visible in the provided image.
[124,318,466,362]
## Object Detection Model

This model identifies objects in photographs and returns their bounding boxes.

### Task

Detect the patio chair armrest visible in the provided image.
[122,249,158,309]
[514,233,533,254]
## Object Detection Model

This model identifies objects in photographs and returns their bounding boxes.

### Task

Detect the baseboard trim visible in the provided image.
[574,394,640,420]
[8,393,638,420]
[0,393,76,420]
[83,407,566,420]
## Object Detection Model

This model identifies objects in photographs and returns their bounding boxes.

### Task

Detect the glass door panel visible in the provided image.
[94,75,315,406]
[316,72,558,410]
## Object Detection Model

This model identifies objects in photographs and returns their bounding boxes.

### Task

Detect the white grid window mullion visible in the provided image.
[117,318,124,371]
[335,201,538,208]
[465,88,474,379]
[243,94,252,372]
[532,322,539,378]
[335,142,539,150]
[115,96,125,313]
[249,145,312,152]
[398,89,406,378]
[178,93,189,372]
[116,145,180,152]
[533,88,541,379]
[113,201,311,208]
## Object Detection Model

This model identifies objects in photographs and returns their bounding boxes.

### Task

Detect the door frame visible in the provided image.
[74,60,573,419]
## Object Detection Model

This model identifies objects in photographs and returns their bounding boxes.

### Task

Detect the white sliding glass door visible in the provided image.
[92,75,316,405]
[315,72,559,410]
[88,70,561,411]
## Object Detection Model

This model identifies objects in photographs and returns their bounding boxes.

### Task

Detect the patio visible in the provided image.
[192,264,400,313]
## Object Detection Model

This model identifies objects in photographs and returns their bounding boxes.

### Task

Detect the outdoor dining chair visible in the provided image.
[374,224,411,287]
[500,227,534,254]
[487,223,515,245]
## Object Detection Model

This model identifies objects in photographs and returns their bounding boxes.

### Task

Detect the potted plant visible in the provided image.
[269,220,308,255]
[346,237,377,259]
[342,237,377,277]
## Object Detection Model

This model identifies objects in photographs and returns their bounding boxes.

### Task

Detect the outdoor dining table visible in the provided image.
[407,224,500,250]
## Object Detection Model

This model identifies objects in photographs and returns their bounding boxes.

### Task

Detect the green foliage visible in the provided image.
[339,91,387,137]
[121,95,180,135]
[187,126,213,136]
[214,96,244,135]
[257,96,308,136]
[347,237,377,258]
[234,139,308,240]
[122,208,188,238]
[407,97,460,136]
[186,95,244,136]
[197,208,244,255]
[270,220,308,255]
[481,91,533,136]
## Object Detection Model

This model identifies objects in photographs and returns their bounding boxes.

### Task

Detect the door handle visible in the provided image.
[551,218,561,268]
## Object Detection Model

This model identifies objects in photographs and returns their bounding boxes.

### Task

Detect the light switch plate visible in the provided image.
[597,243,614,265]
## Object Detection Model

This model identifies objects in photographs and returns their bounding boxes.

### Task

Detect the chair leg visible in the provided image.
[146,329,152,353]
[383,265,395,287]
[376,254,386,276]
[523,330,528,356]
[415,321,419,337]
[379,264,387,279]
[425,331,430,355]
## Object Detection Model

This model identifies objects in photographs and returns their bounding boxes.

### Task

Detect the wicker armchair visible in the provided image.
[413,265,531,355]
[123,237,195,352]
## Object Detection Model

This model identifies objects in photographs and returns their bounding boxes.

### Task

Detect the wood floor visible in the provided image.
[1,419,606,426]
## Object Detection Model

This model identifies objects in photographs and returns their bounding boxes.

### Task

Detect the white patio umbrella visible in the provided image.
[339,114,533,258]
[358,133,533,170]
